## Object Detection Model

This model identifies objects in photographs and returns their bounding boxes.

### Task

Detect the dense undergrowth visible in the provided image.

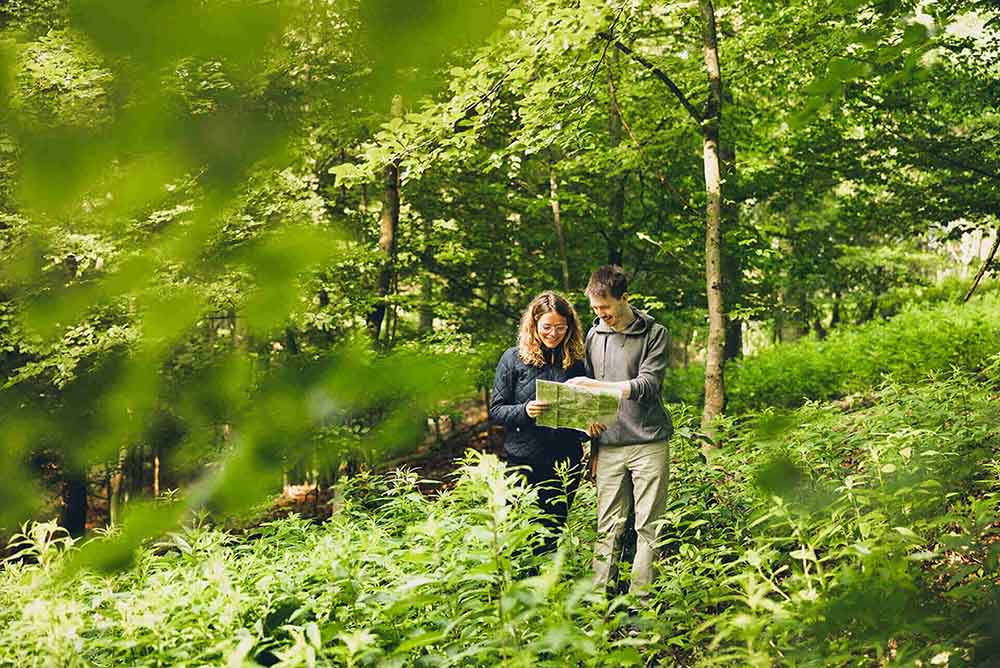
[666,291,1000,412]
[3,354,999,667]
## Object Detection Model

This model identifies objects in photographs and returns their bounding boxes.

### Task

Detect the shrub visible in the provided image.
[667,291,1000,412]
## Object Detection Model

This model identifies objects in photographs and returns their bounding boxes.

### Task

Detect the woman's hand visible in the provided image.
[586,422,606,439]
[525,400,550,418]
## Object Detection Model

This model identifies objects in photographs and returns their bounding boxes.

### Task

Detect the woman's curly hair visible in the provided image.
[517,291,585,369]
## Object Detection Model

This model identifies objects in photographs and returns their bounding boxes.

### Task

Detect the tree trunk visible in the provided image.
[153,448,160,497]
[699,0,726,431]
[593,21,729,423]
[418,275,434,334]
[831,289,842,328]
[549,163,571,291]
[109,447,127,527]
[963,230,999,302]
[60,470,88,538]
[418,211,434,335]
[721,141,742,360]
[607,50,626,267]
[367,95,403,344]
[862,295,878,323]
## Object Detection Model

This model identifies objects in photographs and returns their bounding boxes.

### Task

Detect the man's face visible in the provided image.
[589,293,630,330]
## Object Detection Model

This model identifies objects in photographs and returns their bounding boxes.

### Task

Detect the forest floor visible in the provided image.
[267,400,502,523]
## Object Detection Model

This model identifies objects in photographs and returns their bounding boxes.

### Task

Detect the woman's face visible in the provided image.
[536,311,569,349]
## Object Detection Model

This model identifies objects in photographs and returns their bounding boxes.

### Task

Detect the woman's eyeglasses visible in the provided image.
[538,324,569,334]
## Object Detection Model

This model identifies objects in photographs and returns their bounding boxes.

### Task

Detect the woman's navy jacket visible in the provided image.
[489,346,588,459]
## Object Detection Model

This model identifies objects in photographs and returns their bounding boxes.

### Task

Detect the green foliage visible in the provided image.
[1,1,998,662]
[2,373,998,666]
[667,292,1000,411]
[0,0,517,561]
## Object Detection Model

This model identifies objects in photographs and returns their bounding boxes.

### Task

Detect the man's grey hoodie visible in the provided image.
[584,307,673,446]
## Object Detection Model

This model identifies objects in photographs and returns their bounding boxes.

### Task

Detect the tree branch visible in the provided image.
[585,1,630,100]
[596,31,703,124]
[964,230,999,303]
[606,61,697,214]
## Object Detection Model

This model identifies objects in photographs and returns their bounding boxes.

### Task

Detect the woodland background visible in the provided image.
[0,1,999,666]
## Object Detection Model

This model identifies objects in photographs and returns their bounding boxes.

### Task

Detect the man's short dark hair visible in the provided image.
[586,265,628,299]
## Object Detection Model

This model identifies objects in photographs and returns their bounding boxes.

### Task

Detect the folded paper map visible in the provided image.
[534,380,620,432]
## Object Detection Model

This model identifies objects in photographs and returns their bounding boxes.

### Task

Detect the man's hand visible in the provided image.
[525,400,550,418]
[586,422,606,439]
[566,376,601,388]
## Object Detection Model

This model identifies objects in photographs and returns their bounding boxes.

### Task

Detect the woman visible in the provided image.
[489,291,596,554]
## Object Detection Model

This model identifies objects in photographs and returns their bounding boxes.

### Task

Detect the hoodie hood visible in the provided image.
[592,306,652,335]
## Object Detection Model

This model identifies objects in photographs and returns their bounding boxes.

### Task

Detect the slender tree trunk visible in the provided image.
[549,163,571,291]
[109,447,127,526]
[389,271,400,347]
[418,214,434,335]
[153,448,160,497]
[607,51,626,267]
[964,230,999,302]
[721,141,742,360]
[418,276,434,334]
[594,23,729,422]
[60,470,88,538]
[129,443,143,498]
[862,295,878,323]
[699,0,726,430]
[367,95,402,343]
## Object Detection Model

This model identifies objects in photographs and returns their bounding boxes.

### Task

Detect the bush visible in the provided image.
[667,292,1000,412]
[641,372,1000,666]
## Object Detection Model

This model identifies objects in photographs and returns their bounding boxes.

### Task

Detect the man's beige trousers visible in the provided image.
[592,441,669,595]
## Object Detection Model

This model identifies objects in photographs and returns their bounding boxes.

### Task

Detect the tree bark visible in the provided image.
[367,95,403,344]
[153,448,160,497]
[963,230,999,302]
[607,50,626,267]
[60,470,88,538]
[109,447,127,527]
[721,141,742,360]
[831,289,842,328]
[862,295,879,323]
[699,0,726,430]
[549,163,571,291]
[418,276,434,334]
[418,213,434,335]
[595,21,729,424]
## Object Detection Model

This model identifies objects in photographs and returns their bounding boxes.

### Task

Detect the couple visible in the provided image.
[489,265,672,596]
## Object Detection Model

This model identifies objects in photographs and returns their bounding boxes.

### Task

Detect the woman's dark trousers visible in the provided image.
[506,450,583,555]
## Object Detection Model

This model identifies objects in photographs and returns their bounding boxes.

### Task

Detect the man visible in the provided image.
[567,265,672,596]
